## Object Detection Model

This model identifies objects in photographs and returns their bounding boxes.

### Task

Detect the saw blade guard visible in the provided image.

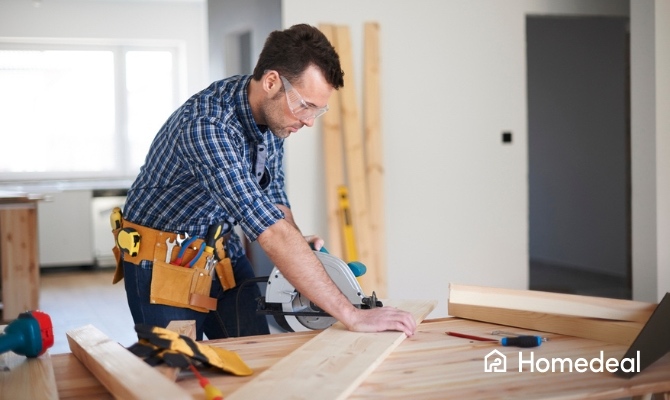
[265,251,368,331]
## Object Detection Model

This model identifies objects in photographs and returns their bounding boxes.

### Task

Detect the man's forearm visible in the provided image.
[257,218,355,324]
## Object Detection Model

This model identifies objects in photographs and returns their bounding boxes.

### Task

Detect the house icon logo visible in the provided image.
[485,349,507,372]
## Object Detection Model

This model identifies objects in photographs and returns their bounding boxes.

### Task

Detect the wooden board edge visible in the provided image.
[448,301,642,345]
[449,283,655,323]
[66,324,191,400]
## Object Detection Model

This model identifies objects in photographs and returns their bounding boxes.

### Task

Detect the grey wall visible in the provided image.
[208,0,281,81]
[528,16,630,278]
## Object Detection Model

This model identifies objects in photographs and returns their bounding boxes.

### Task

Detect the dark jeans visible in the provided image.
[123,255,269,340]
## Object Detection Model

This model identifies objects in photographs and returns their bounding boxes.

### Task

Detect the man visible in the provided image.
[117,24,416,340]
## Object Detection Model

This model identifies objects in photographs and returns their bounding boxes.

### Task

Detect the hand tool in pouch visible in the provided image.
[171,236,197,266]
[203,223,223,276]
[110,207,141,257]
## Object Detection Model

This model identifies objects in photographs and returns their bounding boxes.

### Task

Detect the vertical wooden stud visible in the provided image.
[363,22,386,297]
[334,25,376,294]
[318,24,346,258]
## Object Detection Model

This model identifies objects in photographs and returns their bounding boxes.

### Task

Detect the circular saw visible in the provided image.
[258,250,382,332]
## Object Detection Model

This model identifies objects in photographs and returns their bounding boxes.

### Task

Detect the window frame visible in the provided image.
[0,39,182,182]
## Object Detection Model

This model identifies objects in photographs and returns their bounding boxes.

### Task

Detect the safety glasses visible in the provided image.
[280,75,329,121]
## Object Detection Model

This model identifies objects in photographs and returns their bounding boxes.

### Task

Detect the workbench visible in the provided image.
[50,317,670,399]
[0,191,43,321]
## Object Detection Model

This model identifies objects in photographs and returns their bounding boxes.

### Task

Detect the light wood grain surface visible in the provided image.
[49,317,670,399]
[0,325,58,400]
[228,299,435,400]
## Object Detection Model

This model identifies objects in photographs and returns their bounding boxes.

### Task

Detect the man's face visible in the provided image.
[263,65,333,139]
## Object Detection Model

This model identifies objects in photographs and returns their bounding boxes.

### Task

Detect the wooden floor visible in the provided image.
[39,267,136,354]
[38,266,283,354]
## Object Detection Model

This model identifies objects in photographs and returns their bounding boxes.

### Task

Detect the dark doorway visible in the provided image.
[527,16,631,299]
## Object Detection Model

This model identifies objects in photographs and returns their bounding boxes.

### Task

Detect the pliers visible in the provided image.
[171,236,204,267]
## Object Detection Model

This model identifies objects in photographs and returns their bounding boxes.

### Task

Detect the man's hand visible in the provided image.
[303,235,325,251]
[342,307,417,337]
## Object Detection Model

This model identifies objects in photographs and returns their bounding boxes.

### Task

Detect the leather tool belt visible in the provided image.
[111,220,237,313]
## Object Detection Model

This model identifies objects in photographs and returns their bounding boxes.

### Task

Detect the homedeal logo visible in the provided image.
[484,349,641,373]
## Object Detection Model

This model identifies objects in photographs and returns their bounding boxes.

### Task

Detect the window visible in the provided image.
[0,44,179,181]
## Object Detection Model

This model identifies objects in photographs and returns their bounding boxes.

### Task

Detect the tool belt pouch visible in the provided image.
[150,242,215,313]
[150,261,216,313]
[215,257,237,291]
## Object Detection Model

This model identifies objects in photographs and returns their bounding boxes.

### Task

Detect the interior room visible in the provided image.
[0,0,668,398]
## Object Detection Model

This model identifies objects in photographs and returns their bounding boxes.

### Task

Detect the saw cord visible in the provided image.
[235,276,269,338]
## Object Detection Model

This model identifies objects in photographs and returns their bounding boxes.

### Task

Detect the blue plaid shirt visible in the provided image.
[124,75,289,260]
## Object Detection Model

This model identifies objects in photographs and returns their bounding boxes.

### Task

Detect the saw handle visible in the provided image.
[313,246,367,277]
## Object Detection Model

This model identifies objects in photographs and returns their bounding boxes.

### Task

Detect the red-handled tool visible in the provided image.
[172,236,197,266]
[189,364,224,400]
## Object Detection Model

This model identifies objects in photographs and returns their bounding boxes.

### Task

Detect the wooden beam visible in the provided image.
[156,320,197,381]
[334,25,376,295]
[448,302,643,345]
[318,23,345,259]
[166,319,196,340]
[67,324,191,400]
[363,21,387,298]
[227,299,436,400]
[0,325,58,400]
[449,283,656,323]
[0,206,39,320]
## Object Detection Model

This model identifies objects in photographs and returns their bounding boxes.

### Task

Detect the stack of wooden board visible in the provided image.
[447,283,657,345]
[318,23,386,298]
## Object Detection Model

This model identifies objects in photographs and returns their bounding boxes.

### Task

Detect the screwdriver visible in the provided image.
[189,364,223,400]
[446,331,545,348]
[203,223,223,274]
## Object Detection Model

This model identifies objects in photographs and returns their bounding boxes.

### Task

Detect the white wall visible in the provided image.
[657,0,670,300]
[282,0,630,317]
[0,0,209,98]
[631,0,670,302]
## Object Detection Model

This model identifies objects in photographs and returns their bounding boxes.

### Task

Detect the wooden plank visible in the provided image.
[66,324,191,400]
[318,23,346,259]
[227,299,436,400]
[166,319,196,340]
[0,325,59,400]
[51,318,670,399]
[448,302,643,345]
[0,205,40,320]
[363,21,387,298]
[449,283,656,322]
[334,25,377,295]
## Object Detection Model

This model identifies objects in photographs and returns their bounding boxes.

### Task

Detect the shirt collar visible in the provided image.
[235,75,268,143]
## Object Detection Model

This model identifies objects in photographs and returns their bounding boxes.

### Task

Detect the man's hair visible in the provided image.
[253,24,344,89]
